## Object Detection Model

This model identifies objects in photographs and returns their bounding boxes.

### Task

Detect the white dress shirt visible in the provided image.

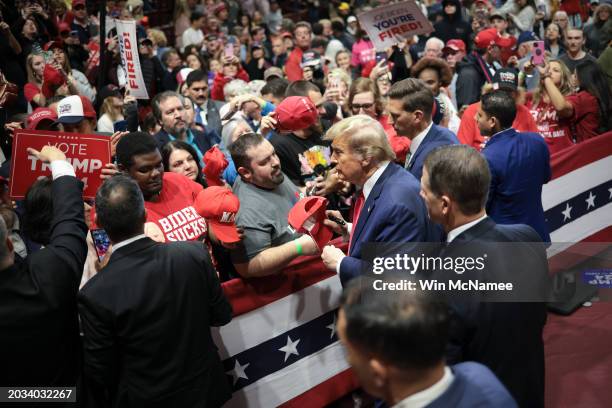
[392,367,454,408]
[446,214,488,243]
[112,234,147,252]
[406,121,433,167]
[336,161,390,273]
[50,160,76,179]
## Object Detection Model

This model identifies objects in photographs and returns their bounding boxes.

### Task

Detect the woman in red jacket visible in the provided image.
[211,55,250,101]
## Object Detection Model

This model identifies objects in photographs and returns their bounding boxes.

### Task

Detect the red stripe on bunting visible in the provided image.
[279,368,359,408]
[221,239,348,316]
[550,132,612,180]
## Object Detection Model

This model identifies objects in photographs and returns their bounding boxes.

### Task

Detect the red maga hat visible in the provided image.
[194,187,241,243]
[275,96,318,133]
[288,196,333,250]
[203,146,229,187]
[27,108,58,129]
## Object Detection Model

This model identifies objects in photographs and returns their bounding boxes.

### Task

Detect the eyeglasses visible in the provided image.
[73,5,85,10]
[350,102,374,112]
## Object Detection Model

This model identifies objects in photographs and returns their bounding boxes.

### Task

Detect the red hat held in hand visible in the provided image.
[275,96,318,133]
[194,187,241,243]
[288,196,333,250]
[41,64,66,98]
[203,146,229,187]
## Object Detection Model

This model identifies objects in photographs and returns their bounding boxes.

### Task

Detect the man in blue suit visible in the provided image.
[320,115,438,285]
[337,276,517,408]
[420,145,549,407]
[477,90,551,242]
[387,78,458,181]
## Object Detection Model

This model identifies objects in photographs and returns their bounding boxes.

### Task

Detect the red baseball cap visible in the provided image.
[203,146,228,187]
[474,28,503,49]
[443,39,466,54]
[72,0,86,7]
[27,108,58,129]
[194,187,241,243]
[288,196,333,250]
[275,96,318,133]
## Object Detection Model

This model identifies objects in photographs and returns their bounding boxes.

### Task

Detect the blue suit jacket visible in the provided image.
[427,362,517,408]
[340,163,439,285]
[482,128,551,242]
[406,123,458,181]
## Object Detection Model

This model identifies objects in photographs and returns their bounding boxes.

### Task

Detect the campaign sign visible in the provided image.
[10,130,111,199]
[358,1,434,51]
[115,19,149,99]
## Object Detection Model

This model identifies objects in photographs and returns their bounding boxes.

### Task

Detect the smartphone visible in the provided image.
[328,75,340,89]
[91,228,111,262]
[532,40,546,65]
[375,51,387,63]
[113,119,128,132]
[224,43,234,58]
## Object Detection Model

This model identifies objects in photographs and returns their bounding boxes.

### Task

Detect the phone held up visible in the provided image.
[91,228,111,262]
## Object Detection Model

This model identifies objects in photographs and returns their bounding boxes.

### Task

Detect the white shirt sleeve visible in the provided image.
[50,160,76,179]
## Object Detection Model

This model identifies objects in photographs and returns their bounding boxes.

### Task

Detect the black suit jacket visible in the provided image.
[0,176,87,388]
[78,238,232,408]
[441,217,548,408]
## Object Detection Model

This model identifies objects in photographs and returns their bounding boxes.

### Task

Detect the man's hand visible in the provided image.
[259,112,278,136]
[110,131,129,157]
[4,122,23,138]
[321,244,345,271]
[0,21,10,35]
[296,234,320,256]
[312,170,348,196]
[100,163,119,179]
[27,146,66,163]
[323,210,348,236]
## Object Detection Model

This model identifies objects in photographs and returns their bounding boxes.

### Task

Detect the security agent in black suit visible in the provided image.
[419,145,548,408]
[78,175,232,408]
[0,146,87,393]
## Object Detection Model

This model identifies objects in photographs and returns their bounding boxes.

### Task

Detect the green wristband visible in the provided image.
[295,240,303,255]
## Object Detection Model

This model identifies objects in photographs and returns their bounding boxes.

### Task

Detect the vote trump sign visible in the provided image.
[10,130,111,199]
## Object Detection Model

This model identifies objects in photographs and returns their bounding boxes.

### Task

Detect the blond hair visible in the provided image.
[323,115,395,163]
[147,28,168,47]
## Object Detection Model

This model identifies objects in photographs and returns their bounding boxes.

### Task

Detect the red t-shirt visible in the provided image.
[457,101,538,150]
[24,83,42,103]
[566,91,600,143]
[145,172,207,242]
[525,93,574,155]
[90,173,206,242]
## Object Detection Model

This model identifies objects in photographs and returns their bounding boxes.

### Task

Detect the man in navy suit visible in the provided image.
[320,115,437,285]
[420,145,549,407]
[477,90,551,242]
[337,276,517,408]
[387,78,458,181]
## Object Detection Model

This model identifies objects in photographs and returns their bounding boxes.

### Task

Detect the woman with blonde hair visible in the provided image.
[97,88,125,133]
[24,53,46,109]
[346,77,410,164]
[525,58,575,154]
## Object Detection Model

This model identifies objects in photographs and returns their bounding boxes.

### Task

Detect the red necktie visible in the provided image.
[348,192,365,254]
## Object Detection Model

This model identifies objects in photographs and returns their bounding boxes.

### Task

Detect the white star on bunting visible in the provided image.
[326,315,337,339]
[585,192,596,210]
[562,203,572,221]
[279,336,300,362]
[226,359,249,385]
